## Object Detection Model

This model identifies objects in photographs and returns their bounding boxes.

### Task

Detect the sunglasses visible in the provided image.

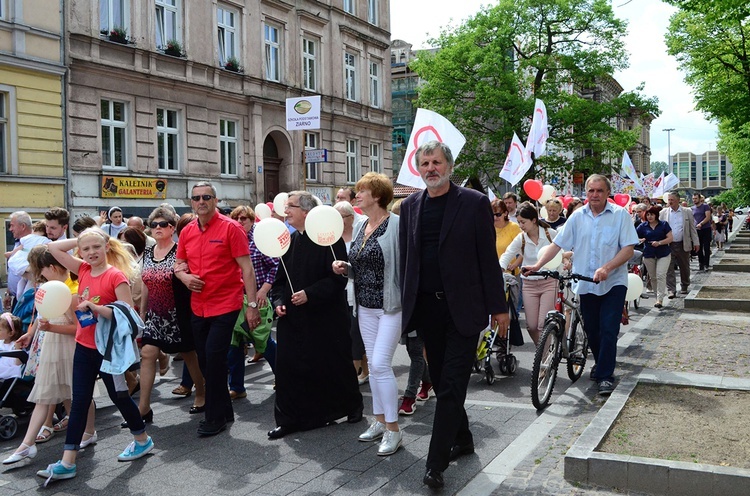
[150,221,173,229]
[191,194,215,202]
[238,216,250,222]
[494,212,505,218]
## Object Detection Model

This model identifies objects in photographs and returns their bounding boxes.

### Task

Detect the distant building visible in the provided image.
[390,39,419,176]
[0,0,66,282]
[671,150,732,197]
[65,1,392,218]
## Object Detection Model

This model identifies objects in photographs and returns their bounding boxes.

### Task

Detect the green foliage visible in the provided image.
[650,161,669,176]
[667,4,750,204]
[411,0,659,186]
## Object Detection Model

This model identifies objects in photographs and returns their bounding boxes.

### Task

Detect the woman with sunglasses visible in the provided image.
[128,207,206,426]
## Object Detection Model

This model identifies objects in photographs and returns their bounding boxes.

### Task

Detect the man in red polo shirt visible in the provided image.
[175,181,260,436]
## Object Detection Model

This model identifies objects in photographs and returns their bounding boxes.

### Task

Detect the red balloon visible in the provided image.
[523,179,544,201]
[613,194,631,207]
[353,206,363,215]
[560,195,573,208]
[607,198,616,204]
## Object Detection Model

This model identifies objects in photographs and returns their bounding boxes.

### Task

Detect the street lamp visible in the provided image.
[663,128,675,175]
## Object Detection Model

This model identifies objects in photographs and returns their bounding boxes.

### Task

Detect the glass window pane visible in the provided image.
[157,108,164,127]
[102,126,111,165]
[114,127,125,167]
[101,100,110,120]
[113,101,124,122]
[167,110,176,128]
[157,133,165,168]
[100,1,109,32]
[228,142,236,174]
[168,134,177,169]
[227,121,235,137]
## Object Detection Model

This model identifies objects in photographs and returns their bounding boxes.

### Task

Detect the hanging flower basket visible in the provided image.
[224,56,242,73]
[163,39,184,58]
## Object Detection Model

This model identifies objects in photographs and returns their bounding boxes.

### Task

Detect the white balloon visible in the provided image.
[662,192,670,203]
[253,218,291,258]
[273,192,288,217]
[539,184,556,203]
[35,280,72,319]
[538,244,563,270]
[254,203,272,220]
[540,206,548,220]
[625,273,644,302]
[305,205,344,247]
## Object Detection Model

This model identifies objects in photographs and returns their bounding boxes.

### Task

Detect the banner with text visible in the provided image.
[286,96,321,131]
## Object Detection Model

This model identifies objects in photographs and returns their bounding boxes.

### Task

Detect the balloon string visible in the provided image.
[280,257,295,294]
[330,246,337,261]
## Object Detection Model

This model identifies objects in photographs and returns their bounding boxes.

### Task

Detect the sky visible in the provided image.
[389,0,719,167]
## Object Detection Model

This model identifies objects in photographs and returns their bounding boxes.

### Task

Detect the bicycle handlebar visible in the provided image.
[524,270,598,284]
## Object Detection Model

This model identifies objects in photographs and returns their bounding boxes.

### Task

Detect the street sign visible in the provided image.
[304,149,328,163]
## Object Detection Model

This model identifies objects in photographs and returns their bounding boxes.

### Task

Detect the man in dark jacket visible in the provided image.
[400,141,509,489]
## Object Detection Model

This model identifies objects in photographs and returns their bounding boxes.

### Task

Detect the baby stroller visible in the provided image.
[474,274,520,384]
[0,349,35,440]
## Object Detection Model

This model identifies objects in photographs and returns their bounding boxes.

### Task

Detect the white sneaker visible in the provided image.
[358,421,386,442]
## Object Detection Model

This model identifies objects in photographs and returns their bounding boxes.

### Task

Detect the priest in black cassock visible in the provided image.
[267,191,364,439]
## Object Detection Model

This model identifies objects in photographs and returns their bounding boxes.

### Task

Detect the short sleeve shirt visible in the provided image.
[553,203,638,296]
[636,221,672,259]
[76,263,129,349]
[692,203,711,230]
[176,213,250,317]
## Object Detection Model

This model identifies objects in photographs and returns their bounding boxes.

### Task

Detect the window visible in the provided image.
[343,0,355,15]
[101,100,128,168]
[305,132,319,182]
[302,38,317,91]
[219,119,238,176]
[100,0,128,34]
[0,93,6,173]
[369,61,380,108]
[264,24,281,82]
[156,108,179,171]
[367,0,378,25]
[370,143,381,173]
[346,139,358,183]
[217,6,237,66]
[344,52,357,101]
[155,0,180,49]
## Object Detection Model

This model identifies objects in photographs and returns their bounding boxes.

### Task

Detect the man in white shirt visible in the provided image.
[525,174,638,397]
[659,192,699,298]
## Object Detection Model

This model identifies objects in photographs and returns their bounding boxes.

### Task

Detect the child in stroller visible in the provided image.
[0,313,34,440]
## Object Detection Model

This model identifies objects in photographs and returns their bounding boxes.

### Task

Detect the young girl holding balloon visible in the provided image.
[35,228,153,485]
[3,246,97,465]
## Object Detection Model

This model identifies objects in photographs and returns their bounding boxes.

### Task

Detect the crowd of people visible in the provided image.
[0,142,738,488]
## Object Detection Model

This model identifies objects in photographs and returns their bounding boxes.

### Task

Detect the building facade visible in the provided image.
[671,150,732,198]
[65,0,392,218]
[1,0,66,282]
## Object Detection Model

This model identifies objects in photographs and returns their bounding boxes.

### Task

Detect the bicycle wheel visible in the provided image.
[530,322,561,410]
[566,315,588,382]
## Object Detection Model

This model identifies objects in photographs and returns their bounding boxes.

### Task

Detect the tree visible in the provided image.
[410,0,659,188]
[665,4,750,203]
[650,160,669,176]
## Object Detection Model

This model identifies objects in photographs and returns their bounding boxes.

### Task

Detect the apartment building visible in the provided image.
[65,0,392,217]
[671,150,733,197]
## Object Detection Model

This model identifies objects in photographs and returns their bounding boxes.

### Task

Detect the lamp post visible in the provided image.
[663,128,675,175]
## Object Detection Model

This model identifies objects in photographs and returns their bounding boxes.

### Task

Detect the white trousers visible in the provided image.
[357,307,402,423]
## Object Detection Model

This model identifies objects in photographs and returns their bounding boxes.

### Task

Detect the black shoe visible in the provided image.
[121,409,153,429]
[347,404,364,424]
[598,380,615,396]
[423,468,444,489]
[199,412,234,426]
[197,421,226,437]
[589,364,597,381]
[267,425,297,439]
[449,442,475,461]
[189,405,205,414]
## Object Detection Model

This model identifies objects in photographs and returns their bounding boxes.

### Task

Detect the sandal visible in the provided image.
[36,425,55,443]
[53,415,69,432]
[172,385,192,397]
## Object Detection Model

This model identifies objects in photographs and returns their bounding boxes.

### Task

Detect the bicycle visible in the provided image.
[526,270,597,410]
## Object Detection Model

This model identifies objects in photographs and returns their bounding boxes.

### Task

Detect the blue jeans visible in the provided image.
[579,285,627,384]
[65,343,145,451]
[192,310,239,424]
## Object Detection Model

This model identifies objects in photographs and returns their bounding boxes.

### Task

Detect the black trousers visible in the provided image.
[416,294,477,472]
[696,228,712,269]
[192,309,240,424]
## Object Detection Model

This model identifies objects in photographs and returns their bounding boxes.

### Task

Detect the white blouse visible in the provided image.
[499,225,559,280]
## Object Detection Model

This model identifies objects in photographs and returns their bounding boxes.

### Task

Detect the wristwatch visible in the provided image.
[248,301,258,309]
